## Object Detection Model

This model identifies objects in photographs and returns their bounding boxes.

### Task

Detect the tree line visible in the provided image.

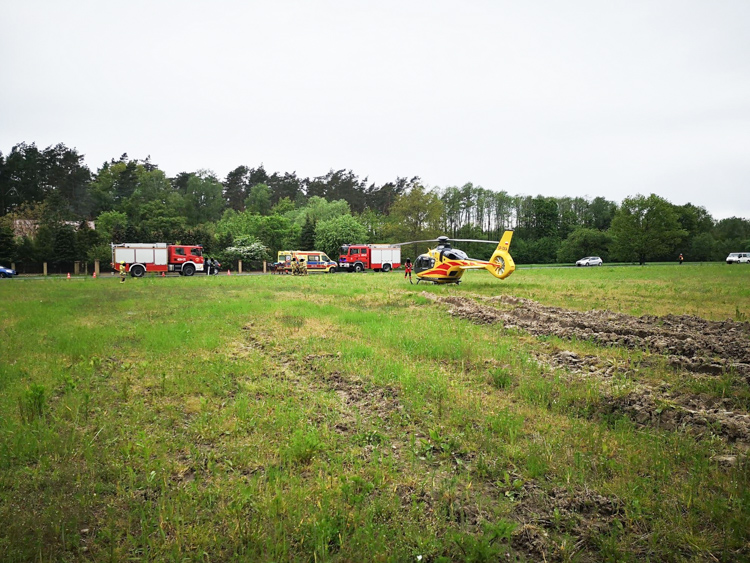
[1,142,748,269]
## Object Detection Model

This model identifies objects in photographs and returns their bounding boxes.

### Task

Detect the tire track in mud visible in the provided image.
[427,293,750,380]
[545,350,750,448]
[424,293,750,448]
[233,324,404,443]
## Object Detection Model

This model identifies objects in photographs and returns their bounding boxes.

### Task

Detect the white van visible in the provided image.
[726,253,750,264]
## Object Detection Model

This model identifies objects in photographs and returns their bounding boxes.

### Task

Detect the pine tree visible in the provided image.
[300,216,316,250]
[0,220,16,263]
[52,224,78,265]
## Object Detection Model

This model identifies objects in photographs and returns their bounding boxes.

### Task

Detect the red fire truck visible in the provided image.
[111,243,205,277]
[338,244,401,272]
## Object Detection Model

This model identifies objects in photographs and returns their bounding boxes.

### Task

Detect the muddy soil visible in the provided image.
[425,293,750,446]
[426,293,750,380]
[511,483,625,562]
[322,370,402,435]
[546,350,750,445]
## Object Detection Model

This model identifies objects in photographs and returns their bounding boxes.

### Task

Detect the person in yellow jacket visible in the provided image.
[119,261,127,283]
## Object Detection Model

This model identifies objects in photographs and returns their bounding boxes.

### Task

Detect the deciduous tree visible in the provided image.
[314,215,368,259]
[245,183,272,216]
[184,171,224,225]
[610,194,687,264]
[385,185,444,244]
[557,227,612,263]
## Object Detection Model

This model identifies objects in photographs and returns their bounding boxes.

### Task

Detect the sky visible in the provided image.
[1,0,749,219]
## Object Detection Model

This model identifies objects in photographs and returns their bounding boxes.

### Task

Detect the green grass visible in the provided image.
[0,267,748,561]
[475,262,750,319]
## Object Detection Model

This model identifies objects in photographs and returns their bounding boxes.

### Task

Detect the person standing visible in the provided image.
[679,253,684,265]
[119,261,127,283]
[404,258,413,284]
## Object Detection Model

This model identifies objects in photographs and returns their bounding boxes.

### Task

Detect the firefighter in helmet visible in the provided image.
[299,258,307,276]
[119,261,127,283]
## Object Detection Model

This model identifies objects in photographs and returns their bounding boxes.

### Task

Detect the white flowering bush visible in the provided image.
[221,235,270,262]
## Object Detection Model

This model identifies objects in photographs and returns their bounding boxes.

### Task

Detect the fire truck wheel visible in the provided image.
[382,264,391,272]
[183,264,196,276]
[131,265,146,278]
[354,263,364,273]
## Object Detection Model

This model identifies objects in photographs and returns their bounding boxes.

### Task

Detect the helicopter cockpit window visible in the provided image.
[414,256,435,273]
[442,248,468,261]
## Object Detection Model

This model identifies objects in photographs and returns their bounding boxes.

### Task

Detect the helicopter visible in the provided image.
[397,230,516,284]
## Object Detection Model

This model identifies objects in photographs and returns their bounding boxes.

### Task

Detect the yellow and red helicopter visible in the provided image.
[399,230,516,284]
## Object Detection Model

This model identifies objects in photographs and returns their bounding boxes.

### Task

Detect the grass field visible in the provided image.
[1,264,748,561]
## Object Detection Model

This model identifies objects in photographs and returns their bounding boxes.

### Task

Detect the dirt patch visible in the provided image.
[425,294,750,445]
[543,349,750,444]
[597,387,750,444]
[511,483,625,561]
[426,293,750,380]
[323,371,402,433]
[544,349,638,380]
[232,324,403,439]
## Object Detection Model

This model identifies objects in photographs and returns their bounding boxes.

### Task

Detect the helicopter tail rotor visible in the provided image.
[484,230,516,280]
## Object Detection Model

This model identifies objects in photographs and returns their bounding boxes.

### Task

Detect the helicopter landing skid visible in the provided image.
[416,278,460,285]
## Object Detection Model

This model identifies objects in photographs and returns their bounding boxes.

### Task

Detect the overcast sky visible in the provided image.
[2,0,749,219]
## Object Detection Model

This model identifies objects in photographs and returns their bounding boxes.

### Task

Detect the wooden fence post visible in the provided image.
[43,262,48,276]
[74,261,80,275]
[95,260,100,277]
[238,260,243,274]
[263,261,267,274]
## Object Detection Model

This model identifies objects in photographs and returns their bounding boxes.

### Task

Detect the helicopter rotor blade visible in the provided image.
[450,238,501,244]
[393,239,439,246]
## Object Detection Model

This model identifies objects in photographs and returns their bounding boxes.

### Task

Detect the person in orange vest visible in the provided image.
[119,261,127,283]
[679,253,684,265]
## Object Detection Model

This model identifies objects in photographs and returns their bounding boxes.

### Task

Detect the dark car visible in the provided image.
[0,264,16,278]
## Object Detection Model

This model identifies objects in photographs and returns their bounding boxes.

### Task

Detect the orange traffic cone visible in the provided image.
[161,272,165,277]
[93,272,96,279]
[67,273,71,279]
[227,269,231,275]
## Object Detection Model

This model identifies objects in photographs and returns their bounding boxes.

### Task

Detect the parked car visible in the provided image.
[0,264,16,278]
[576,256,603,267]
[726,252,750,264]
